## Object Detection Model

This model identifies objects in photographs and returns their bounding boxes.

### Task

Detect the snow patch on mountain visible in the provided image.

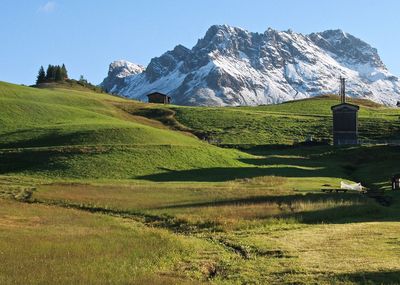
[101,60,145,94]
[101,25,400,106]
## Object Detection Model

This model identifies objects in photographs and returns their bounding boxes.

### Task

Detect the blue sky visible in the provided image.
[1,0,399,85]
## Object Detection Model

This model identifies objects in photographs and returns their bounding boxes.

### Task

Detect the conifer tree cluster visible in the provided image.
[36,64,68,84]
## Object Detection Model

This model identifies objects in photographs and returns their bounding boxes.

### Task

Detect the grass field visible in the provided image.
[172,95,400,145]
[0,81,249,180]
[1,81,400,284]
[0,199,224,284]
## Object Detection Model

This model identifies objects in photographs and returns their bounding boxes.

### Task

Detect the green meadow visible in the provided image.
[1,81,400,284]
[173,95,400,145]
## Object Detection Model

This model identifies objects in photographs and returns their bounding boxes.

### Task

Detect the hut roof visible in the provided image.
[331,102,360,111]
[146,92,170,98]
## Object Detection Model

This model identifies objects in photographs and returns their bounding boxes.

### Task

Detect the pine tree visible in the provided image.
[55,66,62,81]
[61,64,68,80]
[36,66,46,85]
[46,65,55,81]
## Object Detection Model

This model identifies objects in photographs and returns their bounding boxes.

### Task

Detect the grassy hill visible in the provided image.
[2,82,400,284]
[2,81,400,184]
[0,81,248,180]
[172,95,400,145]
[0,81,194,147]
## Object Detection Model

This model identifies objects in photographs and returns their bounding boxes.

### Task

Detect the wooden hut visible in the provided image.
[147,92,171,104]
[331,77,359,146]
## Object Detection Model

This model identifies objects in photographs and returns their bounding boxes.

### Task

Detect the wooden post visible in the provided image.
[340,77,346,104]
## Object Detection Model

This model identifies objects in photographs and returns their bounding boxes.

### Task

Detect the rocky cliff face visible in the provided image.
[101,60,144,94]
[101,25,400,106]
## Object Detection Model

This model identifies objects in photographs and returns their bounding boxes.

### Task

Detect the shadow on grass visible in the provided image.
[235,144,336,156]
[155,193,362,210]
[138,166,329,182]
[139,145,400,188]
[0,127,135,149]
[0,129,92,148]
[287,203,400,224]
[0,149,75,174]
[139,145,367,182]
[152,192,400,224]
[240,156,324,167]
[334,270,400,284]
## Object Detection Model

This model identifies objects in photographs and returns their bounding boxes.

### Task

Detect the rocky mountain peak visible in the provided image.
[194,25,253,54]
[101,25,400,106]
[309,30,384,68]
[108,60,144,78]
[101,60,144,93]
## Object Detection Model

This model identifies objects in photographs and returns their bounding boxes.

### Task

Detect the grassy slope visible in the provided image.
[30,176,400,284]
[0,81,198,147]
[0,199,225,284]
[2,82,400,284]
[173,95,400,145]
[0,81,247,180]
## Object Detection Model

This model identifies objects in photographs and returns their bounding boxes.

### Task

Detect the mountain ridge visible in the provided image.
[101,25,400,106]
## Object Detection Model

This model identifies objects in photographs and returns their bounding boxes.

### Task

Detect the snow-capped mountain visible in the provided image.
[101,25,400,106]
[101,60,145,94]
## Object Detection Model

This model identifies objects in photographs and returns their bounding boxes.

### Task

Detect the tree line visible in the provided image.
[36,64,68,84]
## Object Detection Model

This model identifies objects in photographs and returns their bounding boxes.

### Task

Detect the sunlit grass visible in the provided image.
[0,199,222,284]
[33,178,377,231]
[2,82,400,284]
[173,95,400,145]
